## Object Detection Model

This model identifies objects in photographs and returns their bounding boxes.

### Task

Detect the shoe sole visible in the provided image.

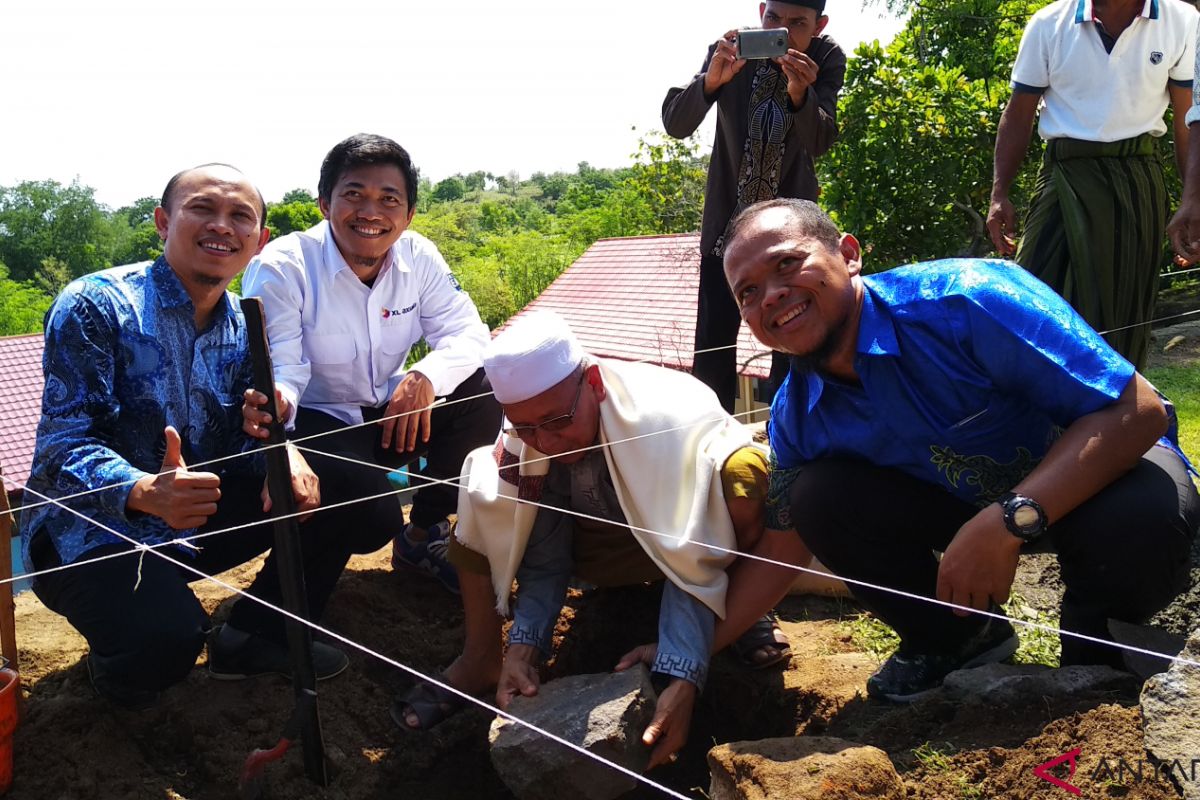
[207,658,350,683]
[872,633,1020,704]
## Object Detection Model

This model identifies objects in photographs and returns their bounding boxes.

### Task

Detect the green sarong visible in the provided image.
[1015,134,1168,370]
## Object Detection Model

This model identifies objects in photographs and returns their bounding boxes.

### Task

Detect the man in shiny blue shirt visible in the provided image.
[22,164,375,708]
[722,198,1200,702]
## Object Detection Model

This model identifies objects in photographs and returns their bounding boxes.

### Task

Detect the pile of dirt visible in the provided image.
[9,552,1195,800]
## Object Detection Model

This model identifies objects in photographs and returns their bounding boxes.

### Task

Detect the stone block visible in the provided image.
[707,736,904,800]
[488,665,657,800]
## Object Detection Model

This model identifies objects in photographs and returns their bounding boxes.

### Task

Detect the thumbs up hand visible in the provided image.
[126,426,222,529]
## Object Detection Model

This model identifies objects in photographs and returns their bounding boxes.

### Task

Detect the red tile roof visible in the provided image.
[503,233,772,378]
[0,334,43,498]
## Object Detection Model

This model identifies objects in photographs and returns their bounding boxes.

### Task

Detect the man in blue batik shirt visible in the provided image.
[21,164,378,709]
[722,198,1200,702]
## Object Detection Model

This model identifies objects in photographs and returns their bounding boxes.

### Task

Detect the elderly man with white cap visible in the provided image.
[391,310,812,768]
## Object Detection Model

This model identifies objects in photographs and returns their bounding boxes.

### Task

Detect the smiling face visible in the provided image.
[503,365,605,464]
[723,205,862,369]
[319,163,414,275]
[153,165,269,291]
[760,1,828,53]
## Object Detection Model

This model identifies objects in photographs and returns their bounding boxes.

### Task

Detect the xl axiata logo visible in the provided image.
[381,302,417,320]
[1034,747,1200,794]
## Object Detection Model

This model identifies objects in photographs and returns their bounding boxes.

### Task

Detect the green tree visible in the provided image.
[452,255,515,328]
[281,188,316,205]
[267,200,323,237]
[34,257,72,297]
[109,196,163,265]
[0,179,118,281]
[821,0,1051,268]
[115,196,159,225]
[432,176,467,203]
[0,262,53,336]
[620,131,707,235]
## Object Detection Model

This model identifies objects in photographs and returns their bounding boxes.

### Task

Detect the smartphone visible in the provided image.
[736,28,789,60]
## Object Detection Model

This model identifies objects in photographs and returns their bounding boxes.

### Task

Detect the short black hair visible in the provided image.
[318,134,419,209]
[160,163,267,228]
[726,198,841,253]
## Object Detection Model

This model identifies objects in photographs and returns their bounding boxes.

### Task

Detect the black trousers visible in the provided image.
[693,253,790,413]
[30,474,380,694]
[293,367,502,534]
[790,447,1199,666]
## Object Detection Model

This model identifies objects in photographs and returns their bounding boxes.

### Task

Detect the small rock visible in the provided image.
[708,736,904,800]
[488,665,657,800]
[1142,628,1200,800]
[940,663,1135,704]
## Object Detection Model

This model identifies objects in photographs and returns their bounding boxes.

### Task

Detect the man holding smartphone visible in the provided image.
[663,1,846,415]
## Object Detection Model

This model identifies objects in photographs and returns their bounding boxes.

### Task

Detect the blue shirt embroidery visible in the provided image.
[21,258,259,567]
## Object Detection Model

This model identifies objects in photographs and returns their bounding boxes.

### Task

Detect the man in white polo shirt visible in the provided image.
[242,134,502,594]
[986,0,1196,369]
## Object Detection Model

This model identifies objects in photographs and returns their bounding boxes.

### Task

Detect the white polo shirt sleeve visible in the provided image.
[399,234,490,398]
[1185,24,1200,126]
[242,239,311,428]
[1011,11,1052,93]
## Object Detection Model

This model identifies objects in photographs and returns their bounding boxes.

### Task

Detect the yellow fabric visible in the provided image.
[720,446,770,501]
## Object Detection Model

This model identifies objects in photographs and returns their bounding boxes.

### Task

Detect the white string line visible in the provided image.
[1097,307,1200,336]
[291,441,1200,672]
[7,338,759,518]
[0,405,768,589]
[8,390,489,517]
[9,313,1200,657]
[0,473,422,588]
[8,394,1200,673]
[9,476,693,800]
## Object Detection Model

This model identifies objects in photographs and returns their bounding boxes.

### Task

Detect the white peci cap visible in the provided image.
[484,310,585,404]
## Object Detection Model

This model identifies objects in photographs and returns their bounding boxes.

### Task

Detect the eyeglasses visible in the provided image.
[503,373,586,440]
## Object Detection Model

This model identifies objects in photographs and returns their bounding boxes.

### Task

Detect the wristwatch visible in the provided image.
[998,492,1047,543]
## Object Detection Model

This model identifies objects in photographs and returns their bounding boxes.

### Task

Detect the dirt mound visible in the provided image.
[8,553,1192,800]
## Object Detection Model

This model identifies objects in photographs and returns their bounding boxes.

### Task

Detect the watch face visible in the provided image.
[1012,503,1041,531]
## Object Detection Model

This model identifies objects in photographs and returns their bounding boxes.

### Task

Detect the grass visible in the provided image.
[912,741,955,773]
[1002,590,1061,668]
[1144,363,1200,464]
[844,612,900,661]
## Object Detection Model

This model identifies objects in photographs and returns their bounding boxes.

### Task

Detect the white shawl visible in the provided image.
[456,358,765,617]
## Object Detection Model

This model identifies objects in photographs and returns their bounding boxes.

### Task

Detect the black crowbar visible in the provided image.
[237,297,328,795]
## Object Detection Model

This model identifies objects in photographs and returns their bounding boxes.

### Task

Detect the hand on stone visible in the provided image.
[496,644,541,711]
[642,678,697,770]
[614,643,657,672]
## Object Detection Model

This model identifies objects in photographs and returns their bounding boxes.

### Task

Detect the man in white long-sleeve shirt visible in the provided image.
[242,134,502,593]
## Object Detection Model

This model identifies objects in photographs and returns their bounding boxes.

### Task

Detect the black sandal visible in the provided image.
[731,612,791,670]
[390,681,467,732]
